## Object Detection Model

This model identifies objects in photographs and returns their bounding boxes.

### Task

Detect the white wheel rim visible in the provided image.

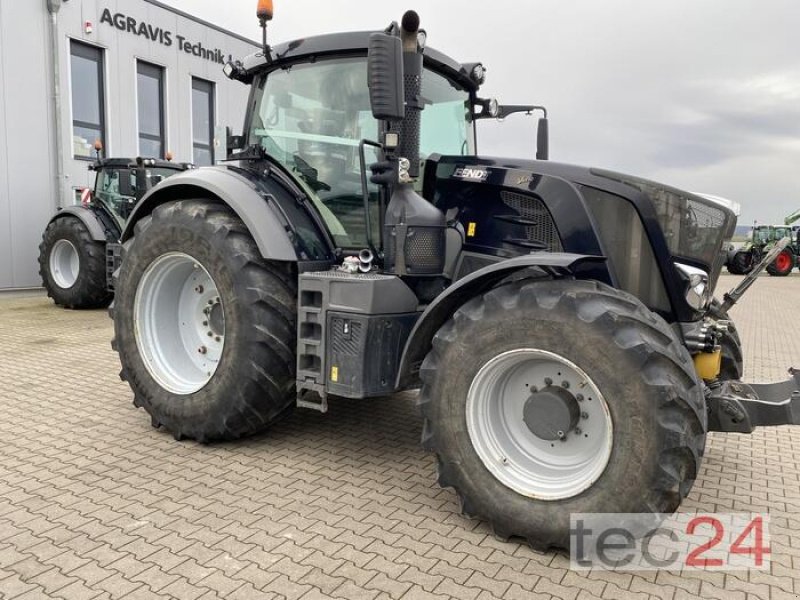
[50,239,80,289]
[134,252,225,395]
[466,348,613,500]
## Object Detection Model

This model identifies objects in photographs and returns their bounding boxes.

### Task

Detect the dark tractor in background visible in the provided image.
[110,7,800,549]
[39,158,190,308]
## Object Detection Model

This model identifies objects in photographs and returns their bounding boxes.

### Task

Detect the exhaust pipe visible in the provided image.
[367,11,447,277]
[358,249,374,273]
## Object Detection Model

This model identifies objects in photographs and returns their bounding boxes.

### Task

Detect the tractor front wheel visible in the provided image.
[38,217,112,309]
[419,279,706,550]
[111,200,297,442]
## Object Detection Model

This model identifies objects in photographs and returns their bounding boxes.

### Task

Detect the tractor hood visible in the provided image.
[423,155,738,321]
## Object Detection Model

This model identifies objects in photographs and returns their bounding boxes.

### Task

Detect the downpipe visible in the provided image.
[47,0,66,210]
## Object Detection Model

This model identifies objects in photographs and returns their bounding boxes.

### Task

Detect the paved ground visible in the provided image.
[1,273,799,600]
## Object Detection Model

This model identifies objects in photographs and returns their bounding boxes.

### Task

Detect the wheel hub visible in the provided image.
[523,385,580,441]
[207,301,225,337]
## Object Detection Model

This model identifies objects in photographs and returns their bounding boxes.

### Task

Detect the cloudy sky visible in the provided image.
[164,0,800,225]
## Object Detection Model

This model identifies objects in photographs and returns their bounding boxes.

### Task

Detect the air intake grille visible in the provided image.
[500,191,562,252]
[384,226,445,275]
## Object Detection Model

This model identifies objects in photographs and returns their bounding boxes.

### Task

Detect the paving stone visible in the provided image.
[1,277,799,600]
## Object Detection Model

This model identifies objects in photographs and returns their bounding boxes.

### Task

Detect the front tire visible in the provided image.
[38,216,112,309]
[111,200,297,442]
[419,279,706,550]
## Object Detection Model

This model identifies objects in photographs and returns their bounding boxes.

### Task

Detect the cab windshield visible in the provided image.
[248,57,472,248]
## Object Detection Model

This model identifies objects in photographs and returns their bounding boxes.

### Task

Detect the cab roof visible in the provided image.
[90,158,191,171]
[236,31,481,93]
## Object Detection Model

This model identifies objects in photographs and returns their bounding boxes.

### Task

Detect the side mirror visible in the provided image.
[367,32,405,121]
[536,117,549,161]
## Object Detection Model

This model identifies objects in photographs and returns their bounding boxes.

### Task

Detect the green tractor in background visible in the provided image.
[39,157,190,308]
[726,211,800,276]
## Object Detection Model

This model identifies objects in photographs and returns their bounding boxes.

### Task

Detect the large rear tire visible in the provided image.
[419,279,706,550]
[38,216,112,309]
[767,249,794,277]
[726,250,753,275]
[111,200,297,442]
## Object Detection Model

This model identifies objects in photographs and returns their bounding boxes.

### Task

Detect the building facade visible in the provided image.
[0,0,258,289]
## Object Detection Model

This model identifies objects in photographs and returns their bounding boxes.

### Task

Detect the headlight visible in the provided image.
[675,263,710,311]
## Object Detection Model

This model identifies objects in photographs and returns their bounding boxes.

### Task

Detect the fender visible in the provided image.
[49,206,109,242]
[121,166,332,262]
[395,253,609,389]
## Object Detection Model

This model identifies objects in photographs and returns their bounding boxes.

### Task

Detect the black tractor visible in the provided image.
[39,157,190,308]
[111,7,800,549]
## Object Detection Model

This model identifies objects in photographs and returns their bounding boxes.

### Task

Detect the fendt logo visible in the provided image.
[453,166,489,182]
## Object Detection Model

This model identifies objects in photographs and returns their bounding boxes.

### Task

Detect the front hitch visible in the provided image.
[707,369,800,433]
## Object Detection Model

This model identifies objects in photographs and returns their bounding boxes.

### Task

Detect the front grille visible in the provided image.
[592,169,735,271]
[500,191,563,252]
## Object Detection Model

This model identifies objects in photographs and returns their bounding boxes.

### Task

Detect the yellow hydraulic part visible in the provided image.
[694,350,722,381]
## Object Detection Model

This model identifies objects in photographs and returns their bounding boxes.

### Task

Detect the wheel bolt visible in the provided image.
[215,336,221,342]
[208,300,214,305]
[198,346,207,354]
[544,377,553,386]
[207,332,213,337]
[575,427,582,435]
[195,285,204,294]
[581,412,589,420]
[576,394,584,402]
[562,380,570,389]
[202,321,208,326]
[556,430,565,439]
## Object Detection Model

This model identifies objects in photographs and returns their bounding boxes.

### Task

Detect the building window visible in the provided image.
[70,41,106,159]
[137,61,165,158]
[192,78,215,166]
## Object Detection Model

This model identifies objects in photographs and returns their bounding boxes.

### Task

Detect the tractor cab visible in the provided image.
[247,55,474,250]
[89,157,190,228]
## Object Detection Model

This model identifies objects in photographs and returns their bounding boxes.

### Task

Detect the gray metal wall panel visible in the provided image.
[0,0,11,287]
[0,0,56,289]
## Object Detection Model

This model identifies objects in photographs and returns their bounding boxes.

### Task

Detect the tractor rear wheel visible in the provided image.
[767,249,794,277]
[708,299,743,381]
[38,216,112,309]
[419,279,706,550]
[111,200,297,442]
